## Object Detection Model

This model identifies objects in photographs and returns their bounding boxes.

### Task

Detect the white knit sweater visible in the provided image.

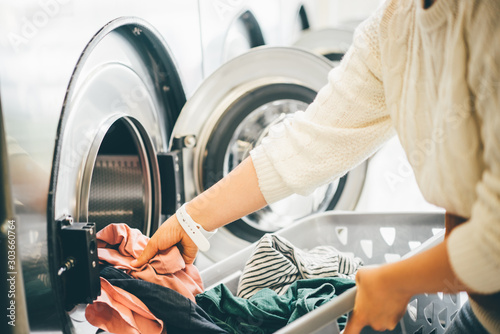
[250,0,500,332]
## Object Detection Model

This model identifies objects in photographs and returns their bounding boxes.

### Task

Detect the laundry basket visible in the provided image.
[200,212,462,334]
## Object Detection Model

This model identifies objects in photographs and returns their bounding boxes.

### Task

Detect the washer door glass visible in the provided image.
[172,47,365,251]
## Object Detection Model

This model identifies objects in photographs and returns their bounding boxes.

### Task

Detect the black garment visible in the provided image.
[100,264,132,280]
[100,265,228,334]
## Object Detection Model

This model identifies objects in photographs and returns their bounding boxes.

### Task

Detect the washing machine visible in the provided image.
[199,0,281,78]
[1,1,368,332]
[1,1,201,332]
[175,43,368,263]
[280,0,316,46]
[194,1,367,265]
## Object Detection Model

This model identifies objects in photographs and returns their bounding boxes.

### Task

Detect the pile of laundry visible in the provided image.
[85,224,363,334]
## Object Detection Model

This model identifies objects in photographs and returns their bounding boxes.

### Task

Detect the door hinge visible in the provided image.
[57,215,100,310]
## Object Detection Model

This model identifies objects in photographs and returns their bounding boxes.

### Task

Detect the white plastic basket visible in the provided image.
[200,212,462,334]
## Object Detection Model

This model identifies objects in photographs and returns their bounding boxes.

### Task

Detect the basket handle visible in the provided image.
[274,286,356,334]
[274,230,446,334]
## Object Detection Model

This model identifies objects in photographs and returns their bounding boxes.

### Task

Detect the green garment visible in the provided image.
[195,277,355,334]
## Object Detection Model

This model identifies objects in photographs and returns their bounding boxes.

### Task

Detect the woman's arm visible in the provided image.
[250,5,394,205]
[131,157,266,266]
[346,3,500,332]
[134,1,394,265]
[184,157,267,231]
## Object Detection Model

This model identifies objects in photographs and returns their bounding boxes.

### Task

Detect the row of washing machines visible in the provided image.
[0,1,381,333]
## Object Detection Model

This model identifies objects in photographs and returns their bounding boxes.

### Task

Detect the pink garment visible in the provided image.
[86,278,165,334]
[95,223,204,301]
[85,224,205,333]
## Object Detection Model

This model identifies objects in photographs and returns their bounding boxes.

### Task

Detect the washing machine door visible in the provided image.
[171,47,367,261]
[35,17,188,333]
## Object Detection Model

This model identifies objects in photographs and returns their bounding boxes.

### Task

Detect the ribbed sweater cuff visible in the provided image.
[250,146,294,205]
[447,221,500,294]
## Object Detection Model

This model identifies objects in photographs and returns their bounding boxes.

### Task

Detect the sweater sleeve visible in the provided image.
[250,4,395,204]
[446,2,500,294]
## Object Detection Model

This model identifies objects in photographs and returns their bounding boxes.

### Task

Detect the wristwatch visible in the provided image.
[175,203,217,252]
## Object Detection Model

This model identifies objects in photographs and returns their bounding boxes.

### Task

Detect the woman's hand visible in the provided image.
[130,157,266,268]
[343,266,412,333]
[344,240,467,333]
[131,215,198,266]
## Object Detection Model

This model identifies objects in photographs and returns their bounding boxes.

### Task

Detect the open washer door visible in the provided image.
[36,17,187,333]
[171,47,367,261]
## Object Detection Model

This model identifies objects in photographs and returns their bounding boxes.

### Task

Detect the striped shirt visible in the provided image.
[236,234,363,299]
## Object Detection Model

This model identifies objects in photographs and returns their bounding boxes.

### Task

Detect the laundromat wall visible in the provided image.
[0,1,440,333]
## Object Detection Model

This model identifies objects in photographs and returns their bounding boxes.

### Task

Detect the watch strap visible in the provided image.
[176,204,217,252]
